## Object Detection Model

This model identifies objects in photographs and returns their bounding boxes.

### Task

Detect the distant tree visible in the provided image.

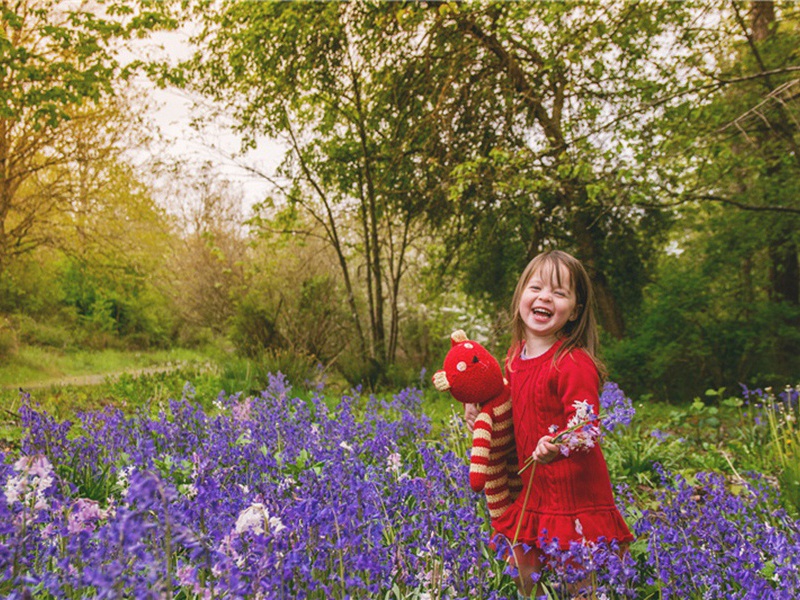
[162,164,248,335]
[605,1,800,397]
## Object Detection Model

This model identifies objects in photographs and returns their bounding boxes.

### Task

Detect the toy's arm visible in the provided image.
[469,411,493,492]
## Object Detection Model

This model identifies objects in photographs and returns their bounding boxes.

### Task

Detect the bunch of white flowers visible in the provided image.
[234,502,287,536]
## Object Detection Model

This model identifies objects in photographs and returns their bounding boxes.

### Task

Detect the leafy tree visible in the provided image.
[232,232,352,368]
[412,1,711,337]
[180,1,465,370]
[6,144,175,348]
[160,163,248,337]
[0,0,175,273]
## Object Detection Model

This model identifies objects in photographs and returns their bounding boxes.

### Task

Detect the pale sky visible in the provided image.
[124,29,286,216]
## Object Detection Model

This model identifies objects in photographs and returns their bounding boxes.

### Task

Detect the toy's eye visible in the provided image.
[464,343,474,349]
[456,361,467,372]
[472,355,479,364]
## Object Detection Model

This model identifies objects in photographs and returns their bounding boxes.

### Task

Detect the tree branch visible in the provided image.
[637,192,800,215]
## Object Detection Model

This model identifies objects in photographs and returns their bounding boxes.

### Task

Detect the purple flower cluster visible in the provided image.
[2,376,800,598]
[1,375,512,599]
[599,381,635,433]
[496,534,639,598]
[635,466,800,599]
[740,383,799,409]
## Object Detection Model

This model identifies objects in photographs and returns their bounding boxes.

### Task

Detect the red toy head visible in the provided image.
[432,330,506,405]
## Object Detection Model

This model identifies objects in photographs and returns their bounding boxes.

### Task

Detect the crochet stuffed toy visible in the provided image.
[432,330,521,519]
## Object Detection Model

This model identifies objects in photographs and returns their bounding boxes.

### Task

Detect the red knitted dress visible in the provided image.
[491,340,633,549]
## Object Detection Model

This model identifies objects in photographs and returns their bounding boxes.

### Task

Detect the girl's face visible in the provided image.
[518,262,579,345]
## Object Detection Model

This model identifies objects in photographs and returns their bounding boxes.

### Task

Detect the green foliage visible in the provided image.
[218,350,321,396]
[230,262,352,368]
[334,353,385,391]
[605,249,800,402]
[735,386,800,516]
[0,250,175,351]
[0,0,177,268]
[12,313,79,349]
[604,423,684,488]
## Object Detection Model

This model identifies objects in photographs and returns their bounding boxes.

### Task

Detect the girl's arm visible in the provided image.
[556,350,601,426]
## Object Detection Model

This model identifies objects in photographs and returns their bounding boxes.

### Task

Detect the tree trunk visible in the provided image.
[749,1,775,43]
[572,206,626,338]
[768,238,800,305]
[352,67,387,367]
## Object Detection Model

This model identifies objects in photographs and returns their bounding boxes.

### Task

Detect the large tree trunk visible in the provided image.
[769,237,800,305]
[572,204,626,339]
[749,1,775,42]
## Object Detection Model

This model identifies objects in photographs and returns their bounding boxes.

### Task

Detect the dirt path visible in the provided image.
[8,365,179,391]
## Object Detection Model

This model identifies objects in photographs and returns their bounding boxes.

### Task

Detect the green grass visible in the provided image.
[422,388,466,435]
[0,346,212,388]
[0,345,220,450]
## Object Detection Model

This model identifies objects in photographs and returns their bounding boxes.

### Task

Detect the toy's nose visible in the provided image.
[472,355,479,364]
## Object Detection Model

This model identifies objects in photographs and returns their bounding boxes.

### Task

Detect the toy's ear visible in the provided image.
[432,370,451,392]
[451,330,468,346]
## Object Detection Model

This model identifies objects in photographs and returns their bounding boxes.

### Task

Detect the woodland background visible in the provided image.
[1,0,799,402]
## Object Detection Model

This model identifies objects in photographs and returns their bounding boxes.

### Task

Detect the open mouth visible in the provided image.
[533,308,552,318]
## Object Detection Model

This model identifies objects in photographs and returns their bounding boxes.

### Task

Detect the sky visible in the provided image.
[124,29,286,216]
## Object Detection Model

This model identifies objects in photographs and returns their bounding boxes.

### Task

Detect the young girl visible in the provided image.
[472,250,632,599]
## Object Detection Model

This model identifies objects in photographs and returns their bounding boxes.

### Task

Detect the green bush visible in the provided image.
[604,259,800,402]
[229,297,285,358]
[13,313,81,349]
[383,361,431,391]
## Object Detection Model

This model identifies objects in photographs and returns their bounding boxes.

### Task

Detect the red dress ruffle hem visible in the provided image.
[491,341,633,550]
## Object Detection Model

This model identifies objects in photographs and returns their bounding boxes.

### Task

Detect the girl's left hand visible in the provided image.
[532,435,560,464]
[463,403,480,431]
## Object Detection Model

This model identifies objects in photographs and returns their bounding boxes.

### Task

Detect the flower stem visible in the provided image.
[512,462,536,547]
[512,462,537,595]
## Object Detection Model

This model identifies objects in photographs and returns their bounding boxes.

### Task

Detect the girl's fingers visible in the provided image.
[464,403,479,431]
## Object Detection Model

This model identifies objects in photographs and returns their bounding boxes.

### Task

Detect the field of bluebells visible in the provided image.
[2,374,800,599]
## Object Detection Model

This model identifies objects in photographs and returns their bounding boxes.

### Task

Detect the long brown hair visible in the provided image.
[507,250,605,376]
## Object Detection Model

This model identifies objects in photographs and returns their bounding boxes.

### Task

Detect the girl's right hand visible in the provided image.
[464,403,480,431]
[532,435,560,464]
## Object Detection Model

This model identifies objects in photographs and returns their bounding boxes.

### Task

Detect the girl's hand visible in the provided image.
[532,435,560,464]
[464,403,480,431]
